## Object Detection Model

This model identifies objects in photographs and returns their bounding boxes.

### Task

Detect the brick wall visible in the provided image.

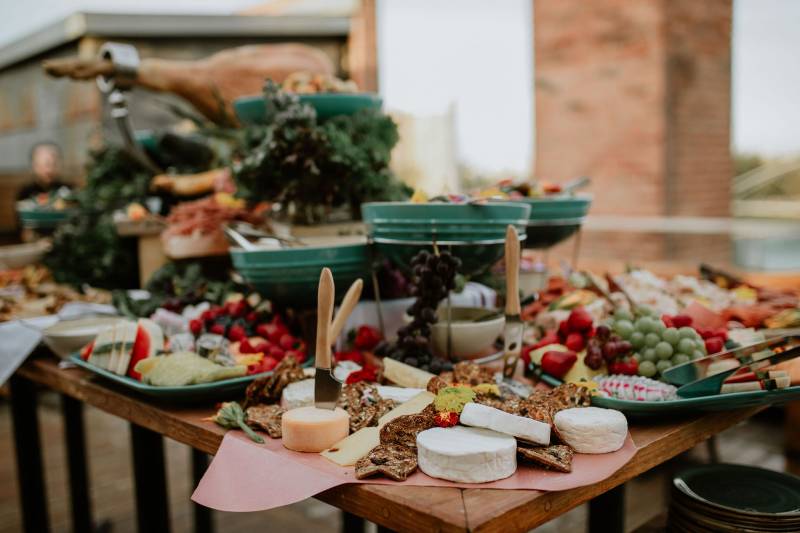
[534,0,733,264]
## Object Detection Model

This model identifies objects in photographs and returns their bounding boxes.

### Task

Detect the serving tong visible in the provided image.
[313,269,363,409]
[662,335,800,398]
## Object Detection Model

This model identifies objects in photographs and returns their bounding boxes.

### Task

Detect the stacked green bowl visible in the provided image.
[17,208,75,229]
[234,93,383,125]
[361,202,531,274]
[507,195,592,249]
[231,243,369,305]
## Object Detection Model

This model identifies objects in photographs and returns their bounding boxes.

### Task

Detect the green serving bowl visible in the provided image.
[231,243,369,305]
[361,202,531,242]
[234,93,383,125]
[17,208,76,229]
[496,195,592,249]
[362,202,531,274]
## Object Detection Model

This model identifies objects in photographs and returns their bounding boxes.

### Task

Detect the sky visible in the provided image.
[0,0,798,174]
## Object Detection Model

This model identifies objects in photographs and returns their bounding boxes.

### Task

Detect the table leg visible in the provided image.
[588,483,625,533]
[341,512,365,533]
[130,423,171,533]
[62,394,93,533]
[9,375,50,533]
[191,448,214,533]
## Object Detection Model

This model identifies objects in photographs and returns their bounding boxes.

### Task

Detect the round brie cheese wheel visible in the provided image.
[416,426,517,483]
[554,407,627,454]
[281,379,315,409]
[281,406,349,453]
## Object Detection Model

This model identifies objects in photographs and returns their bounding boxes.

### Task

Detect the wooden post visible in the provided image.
[348,0,378,92]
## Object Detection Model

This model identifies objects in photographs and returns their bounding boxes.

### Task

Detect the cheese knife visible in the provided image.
[314,268,341,410]
[496,225,532,396]
[329,278,364,344]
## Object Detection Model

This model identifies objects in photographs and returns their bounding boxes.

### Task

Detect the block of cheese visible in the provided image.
[416,426,517,483]
[553,407,627,454]
[281,379,314,409]
[378,391,435,426]
[320,427,380,466]
[460,402,550,445]
[377,385,425,403]
[282,406,349,453]
[321,391,433,466]
[382,358,435,389]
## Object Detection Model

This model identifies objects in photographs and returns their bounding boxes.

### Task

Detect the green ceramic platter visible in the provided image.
[230,243,368,268]
[362,202,531,237]
[518,195,592,220]
[674,464,800,516]
[69,354,279,402]
[536,370,800,417]
[17,209,75,229]
[234,93,382,125]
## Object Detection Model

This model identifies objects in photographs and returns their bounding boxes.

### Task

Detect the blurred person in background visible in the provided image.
[16,141,69,201]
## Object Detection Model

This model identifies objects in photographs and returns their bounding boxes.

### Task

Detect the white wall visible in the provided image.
[732,0,800,157]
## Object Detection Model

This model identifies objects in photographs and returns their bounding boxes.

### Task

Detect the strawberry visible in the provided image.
[345,365,378,385]
[661,314,674,328]
[671,315,693,328]
[564,332,586,352]
[566,307,593,333]
[533,331,559,349]
[705,337,724,355]
[252,341,270,355]
[227,324,247,342]
[557,320,570,342]
[260,356,278,372]
[279,333,296,351]
[354,325,383,351]
[268,346,285,360]
[209,323,226,336]
[521,345,534,366]
[618,357,638,376]
[189,319,203,336]
[434,411,459,428]
[239,338,257,354]
[245,311,259,324]
[294,340,307,354]
[540,350,577,379]
[335,350,365,366]
[255,323,270,338]
[225,300,248,318]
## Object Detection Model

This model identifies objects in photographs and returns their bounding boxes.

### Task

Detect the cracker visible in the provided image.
[379,412,436,449]
[355,444,417,481]
[245,404,285,438]
[517,444,574,473]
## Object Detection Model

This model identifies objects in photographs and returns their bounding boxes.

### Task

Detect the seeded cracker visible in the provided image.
[355,444,418,481]
[244,358,306,407]
[379,412,436,449]
[517,444,574,473]
[245,405,285,438]
[453,361,496,386]
[338,382,396,432]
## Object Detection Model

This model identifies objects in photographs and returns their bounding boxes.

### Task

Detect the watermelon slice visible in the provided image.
[125,319,164,380]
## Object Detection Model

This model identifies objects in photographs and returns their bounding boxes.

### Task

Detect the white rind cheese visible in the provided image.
[281,379,315,409]
[416,426,517,483]
[553,407,627,454]
[460,402,550,445]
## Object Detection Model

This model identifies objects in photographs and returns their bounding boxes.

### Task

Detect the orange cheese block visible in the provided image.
[281,406,350,453]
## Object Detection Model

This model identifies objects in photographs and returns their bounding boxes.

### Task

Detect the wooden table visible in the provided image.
[11,356,763,533]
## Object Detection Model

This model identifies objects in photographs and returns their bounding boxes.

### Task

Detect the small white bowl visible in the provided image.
[0,240,50,269]
[42,317,123,358]
[430,306,505,360]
